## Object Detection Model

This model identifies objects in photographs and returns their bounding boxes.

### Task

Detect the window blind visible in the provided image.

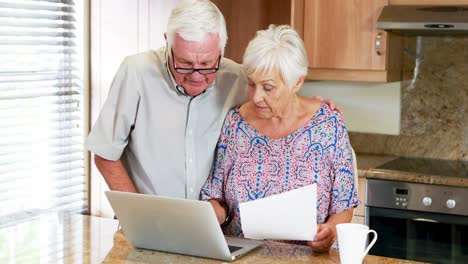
[0,0,87,225]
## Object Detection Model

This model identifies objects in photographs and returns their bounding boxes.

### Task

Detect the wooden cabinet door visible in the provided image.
[304,0,401,82]
[212,0,293,63]
[352,178,366,225]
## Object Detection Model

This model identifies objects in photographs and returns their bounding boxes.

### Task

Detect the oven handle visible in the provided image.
[412,218,439,223]
[367,207,468,226]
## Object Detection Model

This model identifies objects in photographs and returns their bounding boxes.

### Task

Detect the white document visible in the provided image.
[239,184,317,240]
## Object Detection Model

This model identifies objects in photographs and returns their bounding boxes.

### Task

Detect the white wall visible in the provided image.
[299,81,401,135]
[90,0,179,217]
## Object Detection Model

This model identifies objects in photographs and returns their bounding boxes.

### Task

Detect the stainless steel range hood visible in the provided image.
[377,5,468,35]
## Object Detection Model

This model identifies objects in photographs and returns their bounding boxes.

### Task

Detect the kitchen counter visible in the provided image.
[1,212,424,264]
[356,154,398,177]
[356,154,468,188]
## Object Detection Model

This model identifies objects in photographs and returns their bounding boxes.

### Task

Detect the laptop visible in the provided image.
[105,191,263,261]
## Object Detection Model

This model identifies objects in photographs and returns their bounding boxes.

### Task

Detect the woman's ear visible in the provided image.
[292,76,305,92]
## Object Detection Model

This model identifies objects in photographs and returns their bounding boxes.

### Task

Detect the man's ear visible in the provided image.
[164,33,169,51]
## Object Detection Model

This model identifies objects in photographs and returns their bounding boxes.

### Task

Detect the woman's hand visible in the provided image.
[208,199,228,225]
[307,223,336,252]
[307,209,354,252]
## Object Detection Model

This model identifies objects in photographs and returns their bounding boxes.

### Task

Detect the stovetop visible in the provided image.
[377,157,468,178]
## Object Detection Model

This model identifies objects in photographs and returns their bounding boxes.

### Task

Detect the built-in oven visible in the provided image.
[366,178,468,264]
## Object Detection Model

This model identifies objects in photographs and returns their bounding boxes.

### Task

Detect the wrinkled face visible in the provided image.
[247,71,295,119]
[168,33,221,96]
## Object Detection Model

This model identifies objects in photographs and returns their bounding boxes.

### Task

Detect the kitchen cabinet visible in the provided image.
[211,0,302,63]
[352,178,366,225]
[214,0,403,82]
[304,0,402,82]
[390,0,468,4]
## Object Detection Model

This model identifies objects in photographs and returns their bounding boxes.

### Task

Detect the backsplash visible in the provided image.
[350,36,468,161]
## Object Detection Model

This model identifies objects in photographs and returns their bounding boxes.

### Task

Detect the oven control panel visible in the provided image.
[366,179,468,216]
[394,187,408,208]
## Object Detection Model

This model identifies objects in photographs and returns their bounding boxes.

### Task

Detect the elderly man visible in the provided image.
[87,0,335,199]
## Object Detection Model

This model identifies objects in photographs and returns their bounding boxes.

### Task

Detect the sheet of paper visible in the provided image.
[239,184,317,241]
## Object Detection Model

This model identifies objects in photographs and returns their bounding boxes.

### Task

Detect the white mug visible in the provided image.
[336,223,378,264]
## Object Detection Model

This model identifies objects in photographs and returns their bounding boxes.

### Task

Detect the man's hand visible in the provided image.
[312,96,342,114]
[94,155,137,193]
[307,223,336,252]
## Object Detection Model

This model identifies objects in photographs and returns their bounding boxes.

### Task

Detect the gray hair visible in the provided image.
[243,24,308,90]
[166,0,227,55]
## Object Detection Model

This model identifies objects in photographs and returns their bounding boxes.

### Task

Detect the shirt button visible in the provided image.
[188,129,193,135]
[189,188,194,193]
[189,158,193,163]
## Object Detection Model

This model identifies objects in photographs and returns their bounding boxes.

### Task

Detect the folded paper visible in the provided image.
[239,184,317,240]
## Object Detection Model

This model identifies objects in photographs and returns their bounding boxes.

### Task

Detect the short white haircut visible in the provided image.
[243,24,308,90]
[166,0,227,55]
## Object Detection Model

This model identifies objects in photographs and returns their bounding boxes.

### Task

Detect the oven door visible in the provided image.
[366,206,468,264]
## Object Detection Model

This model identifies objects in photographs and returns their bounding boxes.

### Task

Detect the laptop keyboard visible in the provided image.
[228,245,243,253]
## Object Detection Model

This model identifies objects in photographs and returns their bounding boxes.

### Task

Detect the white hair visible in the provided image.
[243,24,308,90]
[166,0,227,54]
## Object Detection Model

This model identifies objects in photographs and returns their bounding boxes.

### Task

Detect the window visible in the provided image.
[0,0,87,225]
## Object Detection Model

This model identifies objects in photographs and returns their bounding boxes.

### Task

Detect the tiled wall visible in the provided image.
[350,36,468,161]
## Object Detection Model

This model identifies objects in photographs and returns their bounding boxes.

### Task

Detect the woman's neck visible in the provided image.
[241,95,321,139]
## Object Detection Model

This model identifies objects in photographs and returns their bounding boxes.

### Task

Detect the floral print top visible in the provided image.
[200,103,359,241]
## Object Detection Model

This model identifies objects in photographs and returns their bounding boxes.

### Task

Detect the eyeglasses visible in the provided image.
[171,50,221,75]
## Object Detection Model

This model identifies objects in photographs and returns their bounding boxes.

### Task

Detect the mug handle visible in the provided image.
[361,230,378,261]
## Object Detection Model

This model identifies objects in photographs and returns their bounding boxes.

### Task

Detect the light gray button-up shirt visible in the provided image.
[86,48,248,199]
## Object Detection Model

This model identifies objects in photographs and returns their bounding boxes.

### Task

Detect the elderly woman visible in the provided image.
[200,25,359,252]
